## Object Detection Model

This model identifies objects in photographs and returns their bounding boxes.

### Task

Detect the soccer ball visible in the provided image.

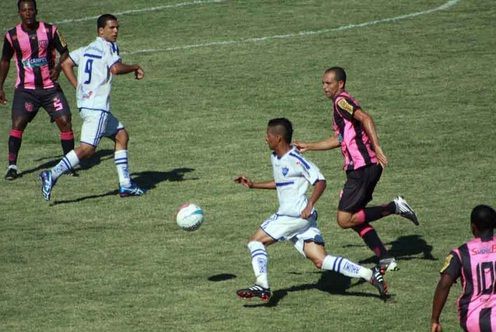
[176,203,204,231]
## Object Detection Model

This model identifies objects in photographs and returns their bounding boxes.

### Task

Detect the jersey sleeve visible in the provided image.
[107,42,121,68]
[52,26,69,54]
[294,155,325,185]
[1,35,14,61]
[336,96,360,118]
[440,251,462,280]
[69,47,83,67]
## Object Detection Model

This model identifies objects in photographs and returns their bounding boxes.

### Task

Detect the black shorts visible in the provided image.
[338,164,383,213]
[12,86,71,123]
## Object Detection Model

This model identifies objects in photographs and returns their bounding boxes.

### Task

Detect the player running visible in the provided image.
[234,118,389,302]
[431,205,496,332]
[39,14,145,200]
[295,67,418,272]
[0,0,75,180]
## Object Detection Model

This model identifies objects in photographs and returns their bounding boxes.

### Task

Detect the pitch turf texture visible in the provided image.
[0,1,495,331]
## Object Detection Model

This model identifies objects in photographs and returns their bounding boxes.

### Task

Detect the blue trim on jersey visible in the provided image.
[68,54,78,66]
[83,53,103,59]
[289,152,311,169]
[276,181,294,187]
[79,107,109,113]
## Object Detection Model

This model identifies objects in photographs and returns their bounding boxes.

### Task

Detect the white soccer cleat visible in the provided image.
[379,257,399,273]
[394,196,419,226]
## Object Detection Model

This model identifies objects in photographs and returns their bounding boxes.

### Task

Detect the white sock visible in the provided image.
[51,150,79,180]
[114,150,131,187]
[322,255,372,281]
[247,241,269,289]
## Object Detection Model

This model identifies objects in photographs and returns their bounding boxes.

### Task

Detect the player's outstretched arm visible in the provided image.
[0,58,10,105]
[430,273,454,332]
[294,136,340,153]
[61,57,77,89]
[110,62,144,80]
[234,176,276,190]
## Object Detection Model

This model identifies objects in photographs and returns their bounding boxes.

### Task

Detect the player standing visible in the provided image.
[234,118,389,302]
[295,67,419,272]
[0,0,75,180]
[39,14,145,200]
[431,205,496,332]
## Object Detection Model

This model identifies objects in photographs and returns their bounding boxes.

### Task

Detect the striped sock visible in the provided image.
[248,241,269,289]
[51,150,80,180]
[322,255,372,280]
[114,150,131,187]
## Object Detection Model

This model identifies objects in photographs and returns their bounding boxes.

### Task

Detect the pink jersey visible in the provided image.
[332,91,377,171]
[2,22,67,89]
[449,236,496,331]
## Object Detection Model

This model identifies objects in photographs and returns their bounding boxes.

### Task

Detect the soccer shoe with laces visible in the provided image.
[379,257,399,273]
[394,196,419,226]
[5,165,18,180]
[39,171,56,201]
[237,285,272,302]
[119,182,145,197]
[370,266,390,301]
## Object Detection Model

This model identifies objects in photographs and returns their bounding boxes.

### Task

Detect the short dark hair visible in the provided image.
[325,66,347,87]
[268,118,293,144]
[18,0,37,11]
[471,205,496,231]
[97,14,118,29]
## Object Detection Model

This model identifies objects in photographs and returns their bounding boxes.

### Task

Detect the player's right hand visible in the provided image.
[135,66,144,80]
[294,141,308,153]
[234,176,253,189]
[0,89,7,105]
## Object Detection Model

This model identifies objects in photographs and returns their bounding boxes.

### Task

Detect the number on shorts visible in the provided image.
[84,59,93,84]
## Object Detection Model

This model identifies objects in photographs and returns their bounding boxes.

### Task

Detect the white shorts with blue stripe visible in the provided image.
[79,108,124,147]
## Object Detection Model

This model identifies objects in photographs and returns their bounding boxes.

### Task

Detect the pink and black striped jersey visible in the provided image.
[1,22,68,90]
[442,235,496,331]
[332,91,378,171]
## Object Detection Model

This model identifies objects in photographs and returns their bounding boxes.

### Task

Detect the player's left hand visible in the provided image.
[135,66,144,80]
[49,67,61,82]
[300,204,313,219]
[431,322,442,332]
[374,146,388,168]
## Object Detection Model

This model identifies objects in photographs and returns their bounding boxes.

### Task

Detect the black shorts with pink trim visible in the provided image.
[338,163,382,213]
[12,86,71,122]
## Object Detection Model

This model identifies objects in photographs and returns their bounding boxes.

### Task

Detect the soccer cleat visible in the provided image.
[370,266,390,301]
[39,170,55,201]
[379,257,399,273]
[236,285,272,302]
[394,196,419,226]
[5,165,18,180]
[119,182,145,197]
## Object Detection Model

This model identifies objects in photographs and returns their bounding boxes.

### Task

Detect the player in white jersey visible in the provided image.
[39,14,145,201]
[234,118,389,302]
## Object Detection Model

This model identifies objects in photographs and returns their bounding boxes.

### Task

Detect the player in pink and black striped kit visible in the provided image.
[0,0,75,180]
[432,205,496,332]
[296,67,418,272]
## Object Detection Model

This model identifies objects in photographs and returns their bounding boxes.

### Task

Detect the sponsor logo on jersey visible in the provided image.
[440,254,453,273]
[22,57,48,69]
[57,31,67,48]
[471,245,496,255]
[337,98,355,114]
[282,167,289,176]
[39,39,48,49]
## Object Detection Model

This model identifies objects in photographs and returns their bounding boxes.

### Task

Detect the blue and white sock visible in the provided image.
[51,150,79,180]
[114,150,131,187]
[248,241,269,289]
[322,255,372,280]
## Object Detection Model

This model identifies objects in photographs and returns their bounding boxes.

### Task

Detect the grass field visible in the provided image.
[1,0,495,331]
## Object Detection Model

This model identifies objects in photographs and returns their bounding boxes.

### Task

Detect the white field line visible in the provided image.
[123,0,461,55]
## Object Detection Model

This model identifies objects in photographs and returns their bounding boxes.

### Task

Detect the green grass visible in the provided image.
[1,0,495,330]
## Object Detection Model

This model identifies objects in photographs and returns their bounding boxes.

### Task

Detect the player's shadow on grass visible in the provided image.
[20,149,114,177]
[51,167,196,205]
[243,271,379,308]
[355,234,436,265]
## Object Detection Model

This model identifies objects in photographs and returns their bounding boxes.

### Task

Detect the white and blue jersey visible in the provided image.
[69,37,121,112]
[271,147,325,217]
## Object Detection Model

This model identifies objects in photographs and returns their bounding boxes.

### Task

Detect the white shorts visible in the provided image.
[79,108,124,147]
[260,212,325,257]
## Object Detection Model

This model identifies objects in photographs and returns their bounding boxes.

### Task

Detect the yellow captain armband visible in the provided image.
[440,254,453,274]
[337,98,355,114]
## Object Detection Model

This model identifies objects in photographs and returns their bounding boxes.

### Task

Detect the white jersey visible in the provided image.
[271,147,325,217]
[69,37,121,112]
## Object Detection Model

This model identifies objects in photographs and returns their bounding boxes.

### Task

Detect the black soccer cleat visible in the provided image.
[236,285,272,302]
[370,266,390,301]
[5,165,18,180]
